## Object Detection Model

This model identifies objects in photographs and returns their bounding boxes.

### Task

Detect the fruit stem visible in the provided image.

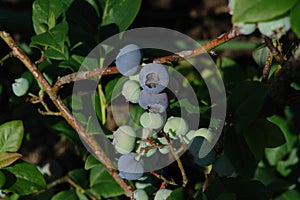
[161,131,188,187]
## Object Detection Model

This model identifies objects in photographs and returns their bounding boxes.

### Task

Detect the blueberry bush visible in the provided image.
[1,0,300,199]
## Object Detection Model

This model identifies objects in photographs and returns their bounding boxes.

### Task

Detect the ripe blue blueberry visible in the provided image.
[12,77,29,97]
[138,90,168,113]
[118,153,144,180]
[116,44,142,76]
[139,63,169,94]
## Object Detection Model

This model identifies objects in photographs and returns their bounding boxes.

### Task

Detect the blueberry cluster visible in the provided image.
[113,44,216,182]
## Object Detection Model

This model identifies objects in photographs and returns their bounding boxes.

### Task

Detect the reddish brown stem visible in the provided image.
[0,30,134,197]
[262,51,273,82]
[153,28,240,63]
[52,66,119,95]
[52,28,240,94]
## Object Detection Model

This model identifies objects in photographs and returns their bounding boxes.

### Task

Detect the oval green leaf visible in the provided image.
[290,2,300,38]
[0,120,24,152]
[100,0,142,31]
[232,0,298,23]
[3,162,47,195]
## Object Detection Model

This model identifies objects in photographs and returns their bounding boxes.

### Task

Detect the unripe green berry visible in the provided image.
[158,137,169,154]
[234,23,256,35]
[122,80,141,103]
[163,117,189,139]
[258,16,290,39]
[133,189,149,200]
[154,189,172,200]
[140,112,164,129]
[12,78,29,97]
[113,125,136,154]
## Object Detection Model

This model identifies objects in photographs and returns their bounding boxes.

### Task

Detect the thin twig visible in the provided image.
[162,132,188,187]
[51,28,240,94]
[0,30,134,197]
[29,90,62,116]
[52,66,119,95]
[153,28,240,64]
[35,51,46,65]
[262,51,273,82]
[264,36,286,64]
[0,51,13,66]
[150,171,178,187]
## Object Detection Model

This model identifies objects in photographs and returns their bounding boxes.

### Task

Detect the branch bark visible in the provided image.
[52,28,241,92]
[0,30,134,197]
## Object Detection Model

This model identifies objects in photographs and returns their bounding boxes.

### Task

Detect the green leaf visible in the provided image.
[68,169,88,189]
[276,148,298,177]
[0,170,5,188]
[224,126,257,178]
[76,188,89,200]
[85,0,101,18]
[31,22,68,54]
[290,2,300,38]
[100,0,142,31]
[169,98,201,114]
[59,54,84,71]
[232,0,298,23]
[167,187,184,200]
[51,189,77,200]
[254,165,291,194]
[263,120,286,147]
[275,190,300,200]
[105,77,127,103]
[0,120,24,152]
[243,124,264,161]
[228,81,268,131]
[128,105,144,130]
[0,152,22,169]
[84,155,100,170]
[206,178,270,200]
[268,115,296,150]
[243,119,286,161]
[4,162,47,195]
[87,164,124,198]
[199,40,258,51]
[265,145,288,166]
[86,116,101,135]
[252,45,270,67]
[44,45,69,60]
[32,0,63,34]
